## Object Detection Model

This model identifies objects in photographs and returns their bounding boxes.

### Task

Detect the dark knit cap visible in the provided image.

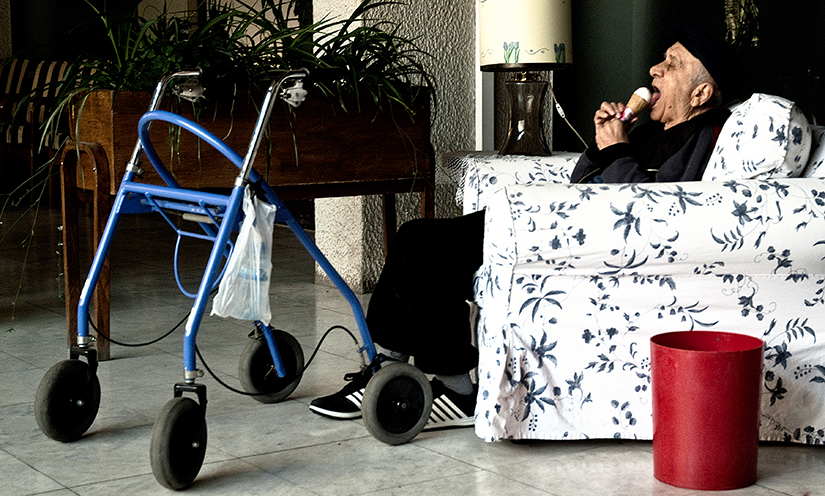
[666,23,744,100]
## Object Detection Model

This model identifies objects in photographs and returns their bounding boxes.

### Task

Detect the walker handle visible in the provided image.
[125,68,204,175]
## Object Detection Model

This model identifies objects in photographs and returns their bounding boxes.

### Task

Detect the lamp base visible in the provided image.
[499,76,551,156]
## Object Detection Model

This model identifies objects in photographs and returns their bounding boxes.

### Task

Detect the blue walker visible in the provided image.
[34,69,434,490]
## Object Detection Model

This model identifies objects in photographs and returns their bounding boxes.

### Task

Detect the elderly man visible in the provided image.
[571,23,742,183]
[309,24,743,427]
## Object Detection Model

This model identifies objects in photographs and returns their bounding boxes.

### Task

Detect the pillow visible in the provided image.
[802,125,825,178]
[703,93,811,181]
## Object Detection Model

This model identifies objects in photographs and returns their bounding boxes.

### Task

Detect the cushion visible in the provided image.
[803,126,825,178]
[703,93,811,181]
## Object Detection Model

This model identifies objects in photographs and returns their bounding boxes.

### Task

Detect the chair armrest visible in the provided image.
[482,178,825,279]
[461,152,580,215]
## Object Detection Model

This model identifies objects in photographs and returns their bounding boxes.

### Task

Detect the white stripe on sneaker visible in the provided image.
[425,395,474,430]
[346,389,364,408]
[431,395,464,420]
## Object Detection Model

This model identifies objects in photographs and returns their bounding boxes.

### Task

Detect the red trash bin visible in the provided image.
[650,331,764,490]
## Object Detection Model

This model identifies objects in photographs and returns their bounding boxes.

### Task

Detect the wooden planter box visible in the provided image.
[70,88,433,199]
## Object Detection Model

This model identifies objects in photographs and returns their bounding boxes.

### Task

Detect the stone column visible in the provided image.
[312,0,377,294]
[312,0,477,293]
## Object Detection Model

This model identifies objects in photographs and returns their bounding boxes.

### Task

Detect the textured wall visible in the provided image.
[385,0,478,155]
[314,0,477,292]
[372,0,476,222]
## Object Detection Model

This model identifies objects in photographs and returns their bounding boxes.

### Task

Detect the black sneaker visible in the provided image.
[309,367,373,419]
[423,378,477,431]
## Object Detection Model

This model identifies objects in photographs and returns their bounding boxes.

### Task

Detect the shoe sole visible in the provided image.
[422,416,474,431]
[308,387,365,420]
[309,404,362,420]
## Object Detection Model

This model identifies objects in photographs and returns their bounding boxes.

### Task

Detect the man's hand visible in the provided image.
[594,101,633,150]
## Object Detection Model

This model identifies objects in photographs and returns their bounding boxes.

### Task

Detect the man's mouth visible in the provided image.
[650,88,661,107]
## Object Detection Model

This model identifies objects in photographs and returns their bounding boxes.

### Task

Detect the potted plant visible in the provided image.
[2,0,435,332]
[50,0,435,192]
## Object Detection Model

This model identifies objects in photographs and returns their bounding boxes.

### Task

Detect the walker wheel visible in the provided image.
[150,397,207,490]
[362,363,432,445]
[34,359,100,442]
[239,330,304,403]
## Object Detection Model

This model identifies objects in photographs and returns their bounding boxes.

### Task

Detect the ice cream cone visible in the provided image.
[627,89,651,114]
[621,87,652,123]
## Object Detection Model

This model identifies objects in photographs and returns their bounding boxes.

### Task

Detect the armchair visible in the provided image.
[0,58,69,200]
[468,93,825,444]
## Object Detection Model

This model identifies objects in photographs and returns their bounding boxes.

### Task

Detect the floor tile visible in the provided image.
[5,422,235,488]
[72,459,315,496]
[206,401,369,458]
[0,402,51,449]
[0,448,64,495]
[360,469,551,495]
[0,367,45,407]
[3,207,825,495]
[414,429,610,471]
[245,436,477,496]
[485,442,691,496]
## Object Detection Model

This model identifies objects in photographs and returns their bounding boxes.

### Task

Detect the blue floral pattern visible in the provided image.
[462,153,580,215]
[703,94,811,181]
[466,95,825,443]
[803,126,825,178]
[474,178,825,443]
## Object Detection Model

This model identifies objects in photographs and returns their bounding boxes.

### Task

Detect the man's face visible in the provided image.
[648,42,705,129]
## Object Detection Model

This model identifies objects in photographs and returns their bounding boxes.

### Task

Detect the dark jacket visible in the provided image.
[570,108,730,184]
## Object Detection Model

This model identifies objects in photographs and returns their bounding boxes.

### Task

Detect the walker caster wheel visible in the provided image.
[239,329,304,403]
[362,363,432,445]
[35,359,101,442]
[150,397,207,490]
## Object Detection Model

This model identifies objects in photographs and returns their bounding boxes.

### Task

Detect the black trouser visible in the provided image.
[366,210,485,375]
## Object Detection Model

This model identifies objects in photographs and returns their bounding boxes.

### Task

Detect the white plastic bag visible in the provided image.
[211,187,277,325]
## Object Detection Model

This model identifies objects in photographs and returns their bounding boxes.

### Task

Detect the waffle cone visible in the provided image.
[627,92,650,114]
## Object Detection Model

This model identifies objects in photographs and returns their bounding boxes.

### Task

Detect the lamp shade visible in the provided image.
[479,0,573,71]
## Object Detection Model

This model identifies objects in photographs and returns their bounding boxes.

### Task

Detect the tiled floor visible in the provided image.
[2,205,825,495]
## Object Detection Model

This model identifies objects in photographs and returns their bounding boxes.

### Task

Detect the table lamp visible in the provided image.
[479,0,572,156]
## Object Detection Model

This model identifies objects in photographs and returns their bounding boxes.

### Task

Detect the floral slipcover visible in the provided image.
[803,126,825,178]
[467,94,825,444]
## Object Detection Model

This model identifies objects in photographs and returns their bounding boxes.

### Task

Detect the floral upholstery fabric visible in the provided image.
[803,126,825,178]
[462,152,580,215]
[473,178,825,443]
[467,94,825,444]
[703,93,811,181]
